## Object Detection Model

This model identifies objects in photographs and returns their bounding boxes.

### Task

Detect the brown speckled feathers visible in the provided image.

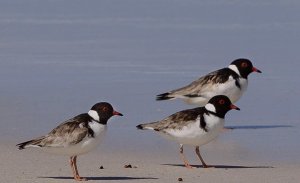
[17,114,93,149]
[137,107,208,132]
[166,68,239,97]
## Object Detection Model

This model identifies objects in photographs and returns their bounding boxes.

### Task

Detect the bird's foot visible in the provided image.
[74,175,88,181]
[184,163,194,169]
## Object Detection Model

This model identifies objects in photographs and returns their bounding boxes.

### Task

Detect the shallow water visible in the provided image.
[0,0,299,164]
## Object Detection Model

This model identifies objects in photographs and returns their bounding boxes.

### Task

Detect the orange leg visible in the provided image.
[179,144,193,169]
[195,146,212,168]
[70,156,87,181]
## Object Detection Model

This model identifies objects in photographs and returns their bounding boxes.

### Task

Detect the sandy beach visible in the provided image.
[1,0,300,182]
[2,140,299,183]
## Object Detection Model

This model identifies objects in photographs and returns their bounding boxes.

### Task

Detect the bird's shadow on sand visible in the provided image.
[38,176,158,181]
[162,164,274,169]
[225,125,292,130]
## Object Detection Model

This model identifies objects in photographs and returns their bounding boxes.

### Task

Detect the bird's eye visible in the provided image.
[102,107,108,111]
[241,62,248,68]
[219,99,225,105]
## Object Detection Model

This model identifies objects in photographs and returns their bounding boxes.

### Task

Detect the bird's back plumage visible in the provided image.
[156,68,242,105]
[17,114,93,149]
[138,107,204,131]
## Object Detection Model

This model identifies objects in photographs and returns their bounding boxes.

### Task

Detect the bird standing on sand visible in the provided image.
[137,95,239,168]
[17,102,123,181]
[156,58,261,106]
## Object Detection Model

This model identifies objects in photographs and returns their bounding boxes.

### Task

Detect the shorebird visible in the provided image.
[156,58,261,106]
[137,95,239,168]
[17,102,123,181]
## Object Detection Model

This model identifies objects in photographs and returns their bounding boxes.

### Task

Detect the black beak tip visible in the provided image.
[113,111,123,116]
[252,66,262,73]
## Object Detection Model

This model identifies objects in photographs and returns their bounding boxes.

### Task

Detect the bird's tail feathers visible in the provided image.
[16,137,44,150]
[136,122,158,130]
[156,92,174,101]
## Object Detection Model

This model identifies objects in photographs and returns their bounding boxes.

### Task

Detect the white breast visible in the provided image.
[89,121,106,136]
[205,76,248,104]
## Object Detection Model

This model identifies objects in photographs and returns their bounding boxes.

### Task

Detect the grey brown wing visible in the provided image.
[169,70,221,97]
[151,108,201,131]
[38,121,89,147]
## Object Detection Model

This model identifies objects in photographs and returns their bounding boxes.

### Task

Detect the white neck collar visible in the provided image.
[228,64,241,76]
[205,103,216,113]
[88,110,100,121]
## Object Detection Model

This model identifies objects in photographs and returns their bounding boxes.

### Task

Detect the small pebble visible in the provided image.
[178,177,183,181]
[124,164,132,168]
[99,166,104,169]
[133,166,138,168]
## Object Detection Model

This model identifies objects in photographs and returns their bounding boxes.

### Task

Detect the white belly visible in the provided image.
[162,115,224,146]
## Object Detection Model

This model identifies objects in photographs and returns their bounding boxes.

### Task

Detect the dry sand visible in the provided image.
[1,141,300,183]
